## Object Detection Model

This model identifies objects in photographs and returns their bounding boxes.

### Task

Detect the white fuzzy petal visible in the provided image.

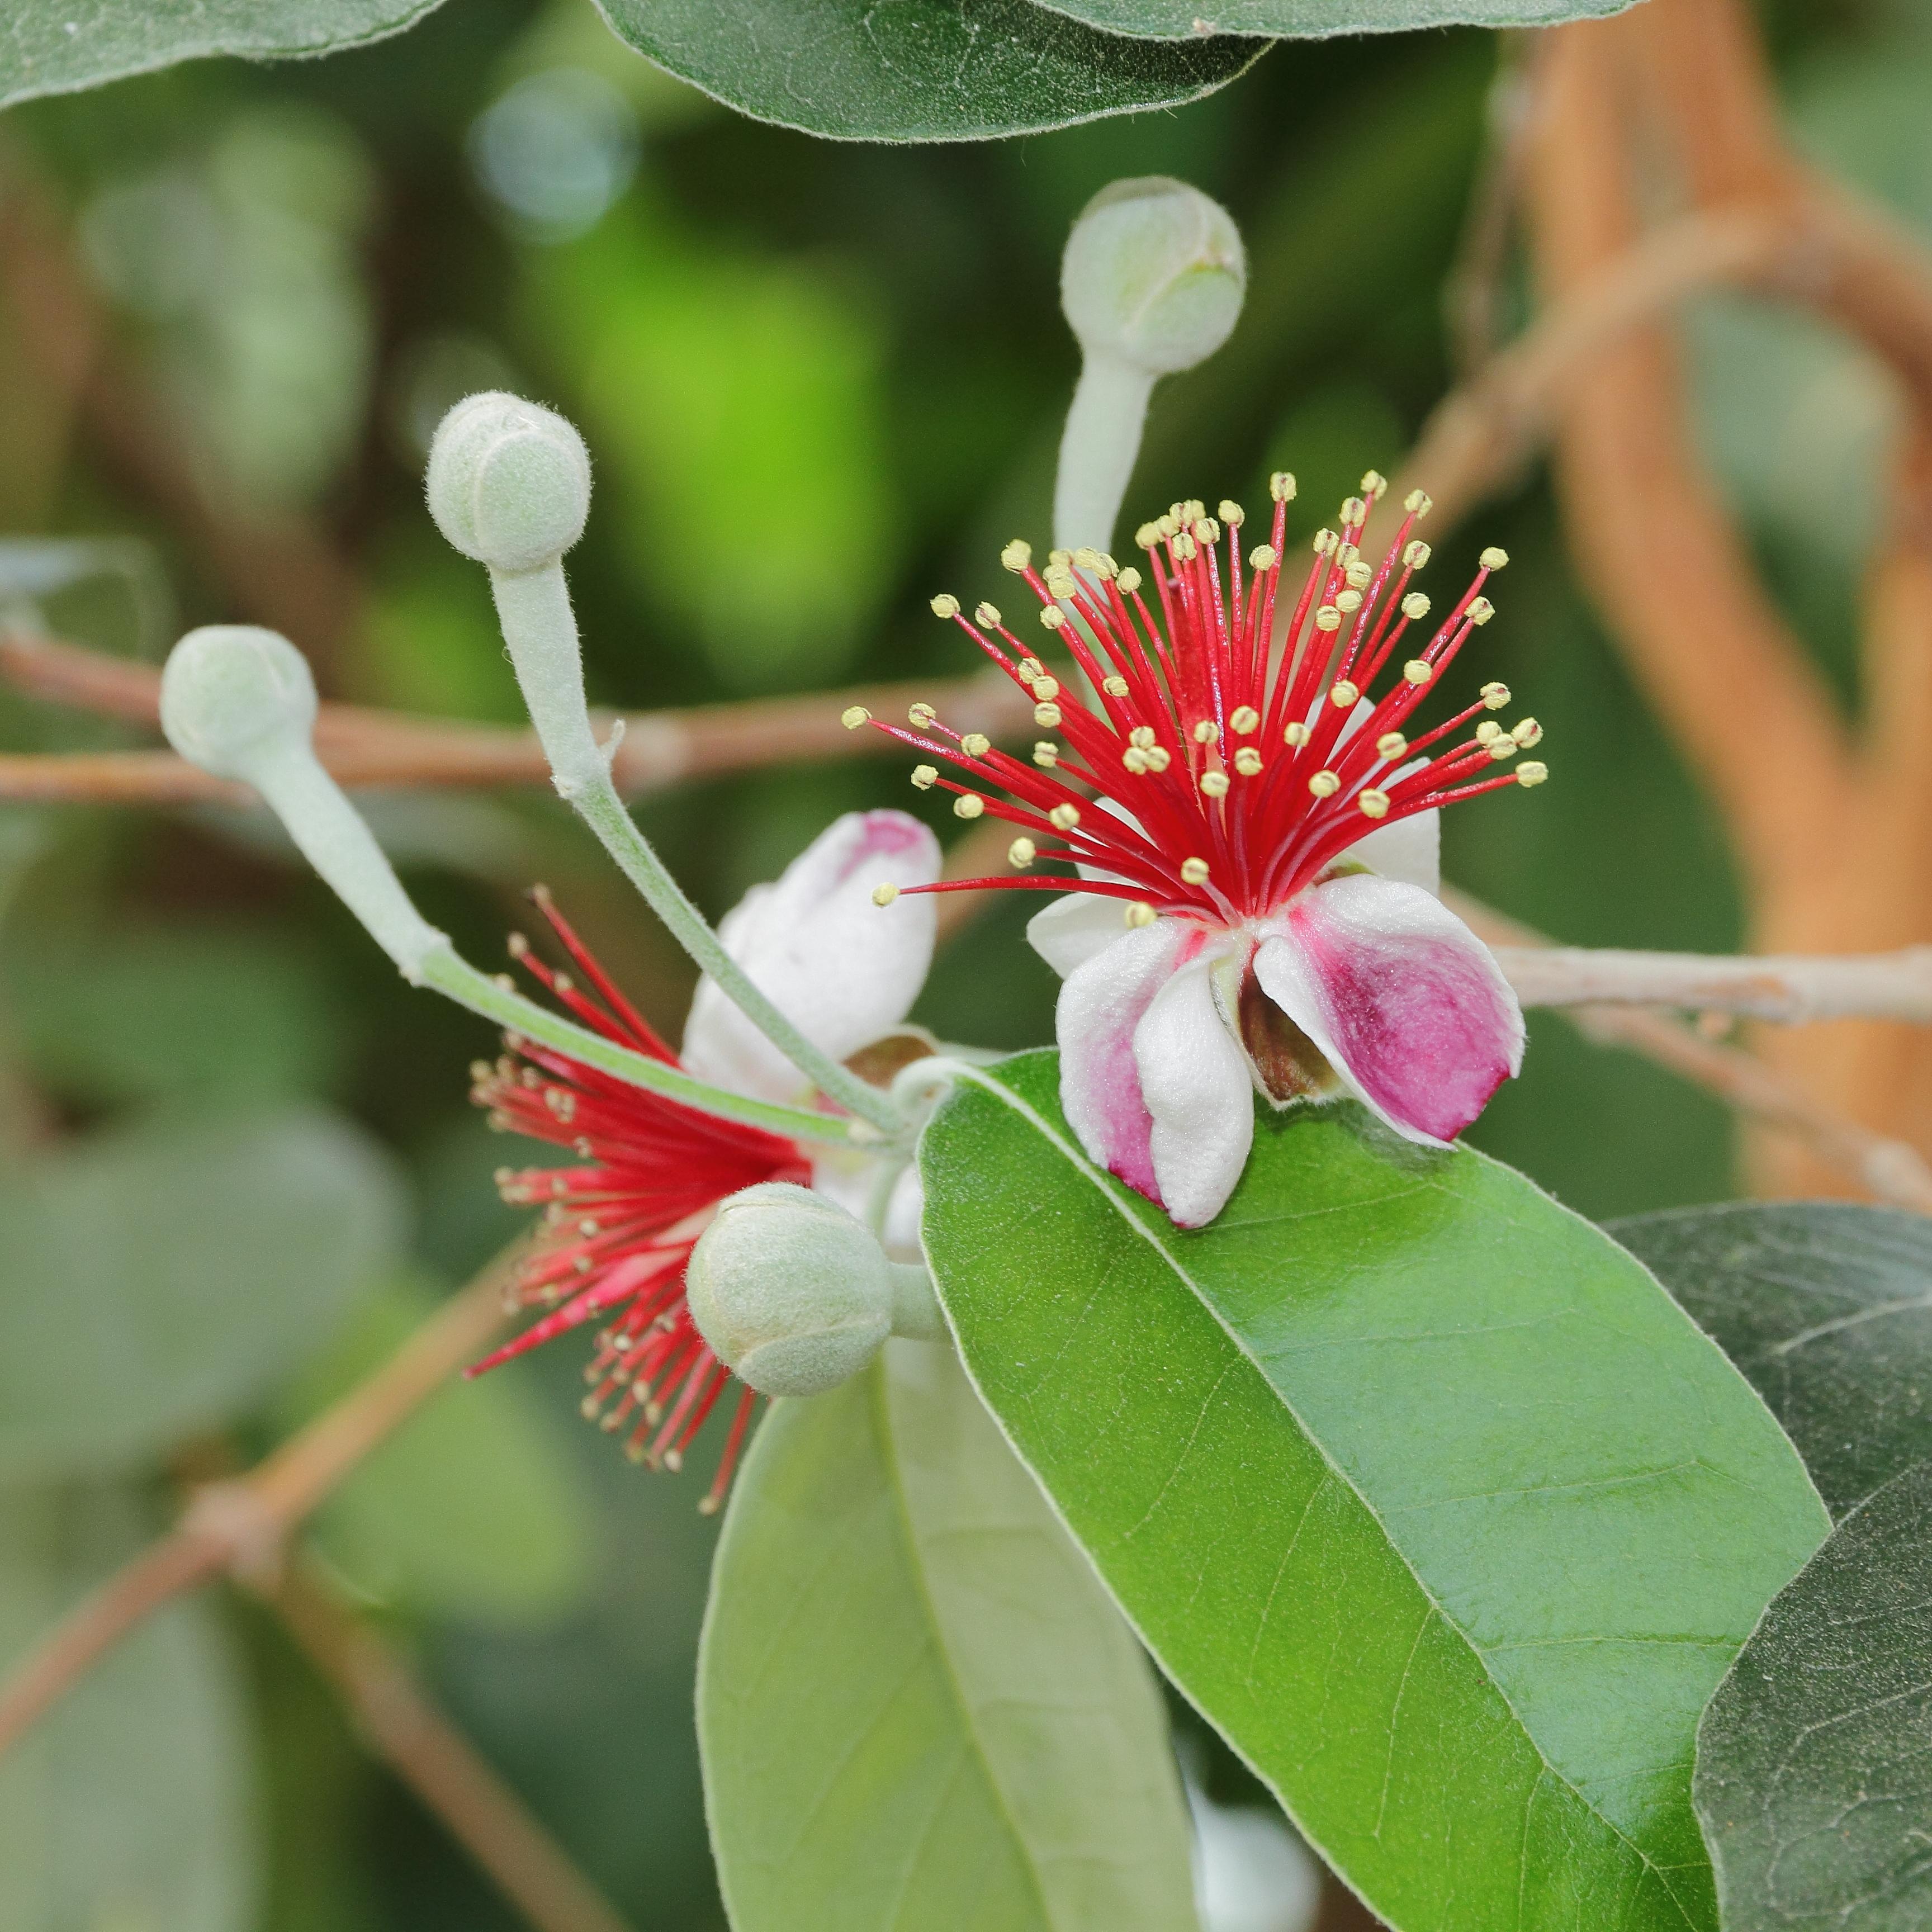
[1028,892,1133,978]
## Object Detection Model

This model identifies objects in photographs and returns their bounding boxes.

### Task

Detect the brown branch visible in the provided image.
[0,1247,514,1757]
[258,1559,634,1932]
[1494,945,1932,1023]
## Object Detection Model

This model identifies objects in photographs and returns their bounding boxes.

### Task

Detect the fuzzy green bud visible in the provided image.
[686,1182,943,1399]
[425,391,590,575]
[159,624,317,781]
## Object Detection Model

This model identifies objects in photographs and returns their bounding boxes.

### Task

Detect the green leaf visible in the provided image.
[917,1052,1829,1932]
[589,0,1266,142]
[0,1105,406,1481]
[1027,0,1636,39]
[277,1277,596,1625]
[698,1338,1200,1932]
[0,0,448,109]
[1694,1459,1932,1932]
[1611,1202,1932,1520]
[0,1479,258,1930]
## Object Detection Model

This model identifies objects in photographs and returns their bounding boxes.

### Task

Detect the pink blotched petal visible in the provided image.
[1252,873,1523,1146]
[1132,945,1254,1228]
[683,810,940,1104]
[1057,920,1197,1205]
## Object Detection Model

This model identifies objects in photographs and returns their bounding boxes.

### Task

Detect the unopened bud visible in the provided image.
[425,392,590,575]
[685,1183,943,1399]
[160,624,316,782]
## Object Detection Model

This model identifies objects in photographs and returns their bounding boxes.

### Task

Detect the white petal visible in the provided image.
[1252,873,1523,1147]
[1343,804,1439,895]
[1027,892,1131,978]
[806,1154,925,1265]
[1132,941,1254,1228]
[1057,919,1194,1206]
[683,810,940,1104]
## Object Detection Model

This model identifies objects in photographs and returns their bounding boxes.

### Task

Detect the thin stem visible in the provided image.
[260,1557,636,1932]
[420,948,870,1148]
[1054,351,1158,555]
[570,775,901,1135]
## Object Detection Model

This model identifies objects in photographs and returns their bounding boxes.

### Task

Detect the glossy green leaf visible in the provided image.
[0,0,447,108]
[1029,0,1636,39]
[1612,1202,1932,1519]
[590,0,1266,142]
[1694,1460,1932,1932]
[0,1479,258,1930]
[0,1105,406,1481]
[277,1277,595,1625]
[918,1052,1829,1932]
[698,1337,1200,1932]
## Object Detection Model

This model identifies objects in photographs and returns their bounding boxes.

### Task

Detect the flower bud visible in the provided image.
[159,624,318,782]
[1060,177,1245,380]
[685,1182,941,1399]
[425,391,590,575]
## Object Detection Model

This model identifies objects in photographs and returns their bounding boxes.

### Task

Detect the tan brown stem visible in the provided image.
[1494,946,1932,1022]
[260,1559,636,1932]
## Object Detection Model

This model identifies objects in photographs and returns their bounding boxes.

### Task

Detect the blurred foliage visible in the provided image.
[0,0,1925,1926]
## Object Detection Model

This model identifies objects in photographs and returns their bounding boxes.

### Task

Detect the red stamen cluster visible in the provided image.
[855,473,1545,927]
[468,888,808,1512]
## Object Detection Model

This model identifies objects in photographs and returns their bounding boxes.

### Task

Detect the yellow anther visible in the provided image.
[1218,500,1245,528]
[1488,737,1519,761]
[1467,596,1495,626]
[1313,528,1338,556]
[953,794,984,820]
[1358,789,1390,818]
[1193,518,1221,545]
[1200,770,1230,798]
[1171,533,1198,562]
[1248,545,1277,572]
[1035,702,1063,728]
[1129,725,1157,750]
[1344,560,1373,589]
[1337,542,1360,566]
[1329,680,1360,708]
[1001,539,1032,572]
[1400,591,1430,621]
[1335,589,1363,614]
[1475,720,1503,745]
[1284,721,1311,747]
[1017,656,1045,680]
[1031,675,1061,702]
[1404,660,1432,686]
[1270,472,1297,503]
[930,594,960,619]
[1116,567,1143,594]
[1479,546,1509,571]
[1516,761,1549,787]
[960,732,991,757]
[1135,522,1162,550]
[1341,496,1367,525]
[1314,607,1343,633]
[841,705,872,730]
[911,764,939,789]
[1480,680,1510,709]
[1033,741,1059,767]
[1045,569,1077,601]
[1180,858,1211,886]
[1404,489,1433,517]
[1049,548,1072,569]
[1362,470,1388,499]
[1125,901,1158,927]
[974,601,1001,628]
[1039,607,1066,630]
[1102,675,1130,697]
[1376,731,1408,760]
[1072,546,1105,572]
[1158,513,1180,538]
[1229,704,1260,735]
[1403,540,1432,570]
[1233,747,1263,776]
[1122,747,1150,774]
[1049,803,1082,831]
[872,882,900,906]
[908,702,937,728]
[1182,499,1205,523]
[1308,770,1341,798]
[1513,717,1543,747]
[1193,719,1220,745]
[1008,837,1036,869]
[1143,745,1172,772]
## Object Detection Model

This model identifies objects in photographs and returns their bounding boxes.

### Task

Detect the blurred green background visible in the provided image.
[0,0,1925,1924]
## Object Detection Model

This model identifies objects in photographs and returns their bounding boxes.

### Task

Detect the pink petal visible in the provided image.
[1132,945,1255,1228]
[1252,874,1523,1146]
[683,810,940,1104]
[1057,920,1196,1206]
